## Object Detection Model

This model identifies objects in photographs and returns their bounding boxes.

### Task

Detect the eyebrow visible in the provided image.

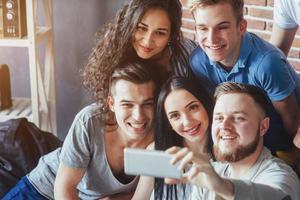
[196,21,231,27]
[167,100,199,116]
[139,22,169,32]
[185,100,199,109]
[214,111,248,115]
[120,98,155,104]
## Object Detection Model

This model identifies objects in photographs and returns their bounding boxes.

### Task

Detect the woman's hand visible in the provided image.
[165,146,234,200]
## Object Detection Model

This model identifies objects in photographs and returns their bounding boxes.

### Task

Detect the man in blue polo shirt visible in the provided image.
[188,0,300,152]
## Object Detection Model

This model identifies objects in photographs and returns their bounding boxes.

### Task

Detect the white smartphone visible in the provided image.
[124,148,182,179]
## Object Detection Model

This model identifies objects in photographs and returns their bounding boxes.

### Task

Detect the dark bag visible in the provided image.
[0,118,62,197]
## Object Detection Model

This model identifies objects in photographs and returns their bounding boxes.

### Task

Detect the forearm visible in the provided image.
[54,186,80,200]
[213,178,234,200]
[270,25,297,56]
[131,176,154,200]
[283,112,300,138]
[230,179,289,200]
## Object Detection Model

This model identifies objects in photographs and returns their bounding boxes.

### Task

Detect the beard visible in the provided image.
[213,129,260,162]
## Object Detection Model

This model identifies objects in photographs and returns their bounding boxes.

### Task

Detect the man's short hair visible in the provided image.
[214,82,269,116]
[109,60,163,97]
[188,0,244,22]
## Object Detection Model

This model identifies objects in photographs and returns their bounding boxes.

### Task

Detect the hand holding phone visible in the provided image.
[124,148,182,179]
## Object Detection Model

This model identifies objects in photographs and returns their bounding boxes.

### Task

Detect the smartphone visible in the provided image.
[124,148,182,179]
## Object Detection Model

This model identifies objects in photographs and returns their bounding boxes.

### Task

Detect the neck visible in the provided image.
[218,37,242,72]
[184,136,210,158]
[151,48,171,72]
[228,143,264,178]
[116,127,153,149]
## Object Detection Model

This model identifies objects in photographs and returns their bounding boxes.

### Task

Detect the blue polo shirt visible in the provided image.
[190,31,300,152]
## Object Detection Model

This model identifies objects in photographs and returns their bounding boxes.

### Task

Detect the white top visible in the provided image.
[274,0,300,29]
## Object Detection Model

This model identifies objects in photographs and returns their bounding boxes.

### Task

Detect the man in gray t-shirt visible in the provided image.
[3,61,163,200]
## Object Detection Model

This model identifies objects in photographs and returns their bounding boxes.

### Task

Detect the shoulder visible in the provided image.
[246,33,286,67]
[189,45,208,64]
[73,103,104,125]
[256,148,298,180]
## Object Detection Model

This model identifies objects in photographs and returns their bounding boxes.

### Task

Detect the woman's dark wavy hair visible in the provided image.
[154,76,214,200]
[82,0,183,112]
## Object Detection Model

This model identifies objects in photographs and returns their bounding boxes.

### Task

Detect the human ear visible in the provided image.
[107,96,115,112]
[259,117,270,136]
[239,19,247,34]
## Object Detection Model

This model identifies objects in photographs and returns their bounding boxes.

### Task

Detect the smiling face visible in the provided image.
[212,93,269,162]
[193,3,246,68]
[132,8,171,59]
[108,79,156,142]
[164,89,209,144]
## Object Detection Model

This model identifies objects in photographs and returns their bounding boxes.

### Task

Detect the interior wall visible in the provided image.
[0,0,126,139]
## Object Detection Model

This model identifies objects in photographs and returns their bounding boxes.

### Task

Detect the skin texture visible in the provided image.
[164,89,209,147]
[132,8,171,60]
[193,3,246,69]
[212,93,268,164]
[54,80,156,199]
[108,80,156,142]
[270,24,298,56]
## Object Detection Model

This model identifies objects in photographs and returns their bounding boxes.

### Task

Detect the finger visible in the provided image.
[170,147,189,164]
[164,178,180,185]
[185,164,200,180]
[164,176,188,185]
[177,151,194,171]
[166,146,180,154]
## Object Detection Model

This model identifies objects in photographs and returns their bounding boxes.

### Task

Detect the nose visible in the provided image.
[142,32,153,46]
[220,117,232,130]
[207,29,218,44]
[132,106,144,121]
[182,114,192,127]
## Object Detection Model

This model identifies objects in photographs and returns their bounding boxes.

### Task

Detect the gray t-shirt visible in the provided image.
[27,103,138,199]
[191,147,300,200]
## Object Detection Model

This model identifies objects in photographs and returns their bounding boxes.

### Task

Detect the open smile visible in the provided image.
[139,44,154,53]
[127,122,147,132]
[205,44,226,50]
[183,124,201,136]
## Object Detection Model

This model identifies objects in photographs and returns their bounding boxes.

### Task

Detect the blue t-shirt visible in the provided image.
[190,32,300,152]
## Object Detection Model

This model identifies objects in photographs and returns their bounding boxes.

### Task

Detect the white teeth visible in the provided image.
[130,123,145,129]
[221,135,236,140]
[186,126,197,132]
[209,45,222,50]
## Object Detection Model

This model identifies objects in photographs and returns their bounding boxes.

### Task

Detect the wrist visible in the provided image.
[214,178,234,200]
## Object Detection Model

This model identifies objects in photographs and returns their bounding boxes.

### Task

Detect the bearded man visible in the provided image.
[167,82,300,200]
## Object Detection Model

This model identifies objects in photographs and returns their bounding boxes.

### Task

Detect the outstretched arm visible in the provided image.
[54,162,85,200]
[270,24,298,56]
[168,147,297,200]
[272,93,300,143]
[166,147,234,200]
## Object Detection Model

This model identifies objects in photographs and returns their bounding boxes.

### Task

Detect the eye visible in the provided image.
[189,104,199,111]
[137,26,147,32]
[142,102,155,108]
[213,115,223,122]
[155,31,167,36]
[168,112,180,120]
[235,116,246,122]
[218,25,230,30]
[196,26,208,32]
[121,103,133,108]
